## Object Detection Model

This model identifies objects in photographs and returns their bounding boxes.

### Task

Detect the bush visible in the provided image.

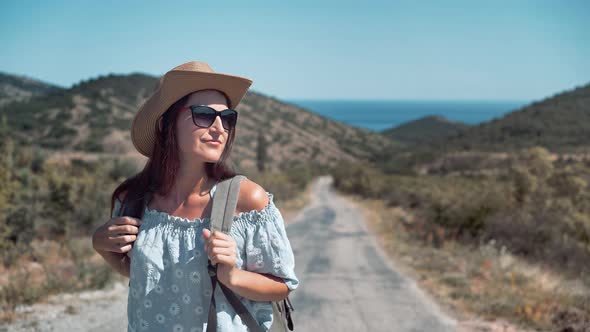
[330,150,590,281]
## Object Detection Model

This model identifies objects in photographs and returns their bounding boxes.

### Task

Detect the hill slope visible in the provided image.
[382,115,469,145]
[0,72,399,170]
[0,72,64,107]
[442,82,590,152]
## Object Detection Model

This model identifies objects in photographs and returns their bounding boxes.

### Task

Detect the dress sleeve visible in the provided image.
[230,193,300,292]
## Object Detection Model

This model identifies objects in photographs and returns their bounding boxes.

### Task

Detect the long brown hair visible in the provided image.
[110,90,239,218]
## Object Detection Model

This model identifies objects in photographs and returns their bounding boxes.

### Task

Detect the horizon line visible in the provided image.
[282,97,533,103]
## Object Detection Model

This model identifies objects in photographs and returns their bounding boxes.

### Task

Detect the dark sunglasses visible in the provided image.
[179,105,238,131]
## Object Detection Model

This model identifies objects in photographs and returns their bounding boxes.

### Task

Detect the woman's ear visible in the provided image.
[158,117,163,132]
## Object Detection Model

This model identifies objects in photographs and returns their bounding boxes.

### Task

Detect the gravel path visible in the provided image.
[0,281,128,332]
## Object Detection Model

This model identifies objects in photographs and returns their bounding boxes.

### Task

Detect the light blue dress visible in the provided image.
[112,181,299,332]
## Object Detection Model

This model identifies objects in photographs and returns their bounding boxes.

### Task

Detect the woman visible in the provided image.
[92,61,299,332]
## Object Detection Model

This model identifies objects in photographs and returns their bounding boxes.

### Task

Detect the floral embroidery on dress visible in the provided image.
[169,302,180,316]
[189,271,201,284]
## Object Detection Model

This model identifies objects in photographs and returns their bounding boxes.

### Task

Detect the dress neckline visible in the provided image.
[141,191,275,227]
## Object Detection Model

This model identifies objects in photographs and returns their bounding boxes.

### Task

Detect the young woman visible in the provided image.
[91,61,299,332]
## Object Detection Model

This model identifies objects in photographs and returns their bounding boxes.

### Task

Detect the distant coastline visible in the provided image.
[287,99,530,132]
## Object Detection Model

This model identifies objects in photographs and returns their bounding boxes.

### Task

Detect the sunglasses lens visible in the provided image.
[189,106,238,130]
[190,106,216,127]
[220,110,238,130]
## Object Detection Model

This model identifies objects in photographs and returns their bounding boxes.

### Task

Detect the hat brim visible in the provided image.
[131,70,253,157]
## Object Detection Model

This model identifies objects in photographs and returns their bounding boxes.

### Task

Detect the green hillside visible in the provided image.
[442,82,590,152]
[382,115,470,145]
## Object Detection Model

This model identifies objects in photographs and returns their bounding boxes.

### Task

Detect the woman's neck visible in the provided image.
[167,163,214,205]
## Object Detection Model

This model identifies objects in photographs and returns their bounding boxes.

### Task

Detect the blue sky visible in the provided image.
[1,0,588,101]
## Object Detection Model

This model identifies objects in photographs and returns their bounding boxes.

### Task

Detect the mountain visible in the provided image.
[0,73,156,153]
[381,115,469,145]
[0,72,64,107]
[0,72,399,170]
[441,82,590,152]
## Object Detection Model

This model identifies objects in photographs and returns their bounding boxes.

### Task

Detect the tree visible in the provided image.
[0,122,23,258]
[256,132,268,172]
[41,170,75,241]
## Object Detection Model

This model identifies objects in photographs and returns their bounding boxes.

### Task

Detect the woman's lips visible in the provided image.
[205,140,221,146]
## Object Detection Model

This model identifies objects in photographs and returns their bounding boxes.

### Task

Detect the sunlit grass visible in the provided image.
[0,238,119,323]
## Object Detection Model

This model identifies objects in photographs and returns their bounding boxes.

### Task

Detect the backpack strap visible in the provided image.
[205,175,293,331]
[210,175,245,234]
[118,191,152,219]
[207,175,265,332]
[121,191,152,288]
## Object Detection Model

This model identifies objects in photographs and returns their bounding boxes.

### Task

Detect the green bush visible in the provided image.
[330,149,590,280]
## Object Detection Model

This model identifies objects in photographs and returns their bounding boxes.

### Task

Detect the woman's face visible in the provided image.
[175,90,231,163]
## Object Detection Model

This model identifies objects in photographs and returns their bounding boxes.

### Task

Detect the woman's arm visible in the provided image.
[94,246,131,278]
[226,269,290,302]
[203,228,290,302]
[93,191,137,279]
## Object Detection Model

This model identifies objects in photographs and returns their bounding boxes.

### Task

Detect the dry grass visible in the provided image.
[0,238,120,323]
[278,179,314,225]
[343,194,590,332]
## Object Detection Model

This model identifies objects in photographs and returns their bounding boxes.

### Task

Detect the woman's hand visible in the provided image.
[92,216,142,255]
[202,228,239,286]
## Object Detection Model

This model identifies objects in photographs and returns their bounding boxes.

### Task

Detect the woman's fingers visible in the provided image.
[209,230,233,241]
[208,238,233,248]
[108,224,140,235]
[93,217,142,253]
[210,246,236,257]
[205,231,235,249]
[110,242,134,253]
[208,246,237,266]
[114,216,142,227]
[206,240,237,255]
[203,229,237,266]
[209,253,234,266]
[109,234,137,243]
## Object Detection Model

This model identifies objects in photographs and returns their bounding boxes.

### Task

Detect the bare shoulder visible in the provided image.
[237,178,270,214]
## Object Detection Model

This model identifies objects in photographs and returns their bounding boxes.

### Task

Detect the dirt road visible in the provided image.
[286,176,457,331]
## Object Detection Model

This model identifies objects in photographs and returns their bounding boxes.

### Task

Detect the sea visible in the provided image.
[285,99,530,132]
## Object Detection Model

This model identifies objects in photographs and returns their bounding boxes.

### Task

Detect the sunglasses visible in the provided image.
[179,105,238,131]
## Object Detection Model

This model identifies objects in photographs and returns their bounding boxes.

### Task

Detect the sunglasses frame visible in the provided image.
[179,105,238,131]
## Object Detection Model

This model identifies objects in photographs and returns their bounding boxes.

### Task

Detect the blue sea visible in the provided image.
[286,99,530,132]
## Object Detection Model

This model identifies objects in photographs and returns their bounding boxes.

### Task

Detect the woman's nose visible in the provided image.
[210,114,225,132]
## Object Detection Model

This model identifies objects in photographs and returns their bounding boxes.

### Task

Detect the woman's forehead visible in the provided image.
[185,90,228,107]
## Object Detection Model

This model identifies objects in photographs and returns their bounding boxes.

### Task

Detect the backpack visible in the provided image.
[206,175,295,332]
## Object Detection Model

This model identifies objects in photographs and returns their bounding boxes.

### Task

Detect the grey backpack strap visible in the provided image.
[207,175,266,332]
[206,175,292,332]
[210,175,246,234]
[123,191,152,288]
[119,191,152,218]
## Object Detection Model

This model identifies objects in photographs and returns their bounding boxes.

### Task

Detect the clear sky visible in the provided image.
[1,0,588,101]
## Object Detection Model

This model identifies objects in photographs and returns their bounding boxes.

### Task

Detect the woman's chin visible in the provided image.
[195,150,222,163]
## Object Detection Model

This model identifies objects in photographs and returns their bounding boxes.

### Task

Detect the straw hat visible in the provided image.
[131,61,253,157]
